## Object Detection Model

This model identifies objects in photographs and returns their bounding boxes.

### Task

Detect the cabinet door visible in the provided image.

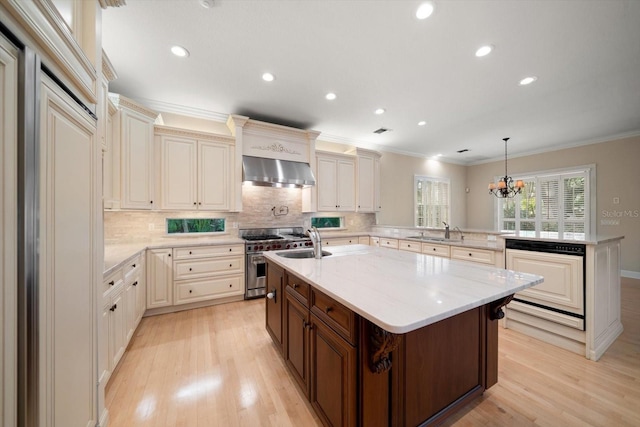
[135,270,146,324]
[0,36,17,427]
[100,300,112,384]
[110,287,126,369]
[120,109,154,209]
[310,314,357,427]
[199,141,229,210]
[160,136,197,210]
[357,155,375,212]
[39,75,97,427]
[336,159,356,211]
[285,292,310,397]
[146,249,173,308]
[265,262,284,352]
[317,156,338,211]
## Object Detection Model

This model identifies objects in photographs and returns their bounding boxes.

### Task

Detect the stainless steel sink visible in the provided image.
[276,250,332,259]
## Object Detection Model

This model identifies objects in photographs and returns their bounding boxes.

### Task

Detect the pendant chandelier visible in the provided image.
[488,137,524,198]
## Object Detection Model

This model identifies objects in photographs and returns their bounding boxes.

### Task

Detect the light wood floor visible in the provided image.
[106,278,640,426]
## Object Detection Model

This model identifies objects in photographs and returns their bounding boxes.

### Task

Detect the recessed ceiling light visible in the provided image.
[418,121,427,126]
[519,76,538,86]
[262,72,275,82]
[475,45,493,57]
[325,92,337,100]
[416,2,435,20]
[374,108,386,115]
[170,46,189,58]
[199,0,214,8]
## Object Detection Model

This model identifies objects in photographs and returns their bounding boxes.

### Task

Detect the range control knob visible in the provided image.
[286,244,291,249]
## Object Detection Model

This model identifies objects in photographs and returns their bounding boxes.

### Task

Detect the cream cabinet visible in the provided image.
[316,151,356,211]
[39,75,98,427]
[157,126,234,211]
[146,248,173,309]
[358,236,370,245]
[123,254,144,342]
[172,244,245,305]
[109,94,157,210]
[323,237,358,246]
[451,246,502,267]
[108,283,126,371]
[0,35,17,427]
[421,242,450,258]
[350,148,382,212]
[399,239,421,253]
[379,238,399,249]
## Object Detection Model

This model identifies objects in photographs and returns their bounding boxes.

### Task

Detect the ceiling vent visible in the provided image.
[373,127,390,134]
[457,149,469,153]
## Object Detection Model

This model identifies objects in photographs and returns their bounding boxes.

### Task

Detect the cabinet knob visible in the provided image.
[193,202,197,205]
[168,253,171,257]
[108,280,115,286]
[133,281,138,286]
[266,289,276,302]
[325,307,333,314]
[132,263,136,268]
[468,253,473,257]
[189,289,192,294]
[433,248,436,251]
[229,263,233,267]
[189,251,192,255]
[189,268,192,271]
[110,304,117,312]
[292,283,298,289]
[229,284,232,288]
[150,200,153,204]
[198,202,201,205]
[229,248,232,252]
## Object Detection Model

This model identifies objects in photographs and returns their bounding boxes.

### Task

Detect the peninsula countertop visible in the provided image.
[263,244,543,334]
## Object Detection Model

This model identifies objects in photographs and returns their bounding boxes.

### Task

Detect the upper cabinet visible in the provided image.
[316,151,356,212]
[156,126,235,211]
[109,94,158,210]
[350,148,382,212]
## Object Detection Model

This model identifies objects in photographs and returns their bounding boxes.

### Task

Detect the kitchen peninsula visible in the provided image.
[263,245,543,426]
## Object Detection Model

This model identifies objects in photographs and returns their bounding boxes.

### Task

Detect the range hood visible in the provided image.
[242,155,316,188]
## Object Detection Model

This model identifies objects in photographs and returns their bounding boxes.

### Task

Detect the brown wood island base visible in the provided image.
[265,260,513,427]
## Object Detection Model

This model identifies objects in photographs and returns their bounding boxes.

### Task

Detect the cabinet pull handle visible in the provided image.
[110,304,117,312]
[108,280,115,286]
[325,307,333,314]
[133,281,138,286]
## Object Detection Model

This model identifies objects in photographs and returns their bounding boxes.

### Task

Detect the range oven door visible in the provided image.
[246,254,267,299]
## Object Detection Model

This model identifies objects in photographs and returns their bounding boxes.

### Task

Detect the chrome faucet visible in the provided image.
[307,226,323,259]
[443,222,450,239]
[453,226,464,241]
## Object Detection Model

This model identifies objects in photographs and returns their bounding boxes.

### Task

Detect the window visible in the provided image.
[311,217,343,229]
[497,166,592,239]
[167,218,225,234]
[414,176,450,228]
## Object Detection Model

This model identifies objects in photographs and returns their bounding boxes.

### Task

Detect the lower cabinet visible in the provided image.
[310,313,357,427]
[108,283,126,370]
[146,248,173,309]
[277,266,358,427]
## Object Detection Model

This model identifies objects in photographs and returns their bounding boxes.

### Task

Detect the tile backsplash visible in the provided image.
[104,186,376,244]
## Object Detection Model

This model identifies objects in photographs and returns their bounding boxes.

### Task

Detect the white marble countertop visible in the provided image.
[263,244,543,334]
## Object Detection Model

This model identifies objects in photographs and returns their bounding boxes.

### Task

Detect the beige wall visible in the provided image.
[377,151,468,229]
[466,135,640,273]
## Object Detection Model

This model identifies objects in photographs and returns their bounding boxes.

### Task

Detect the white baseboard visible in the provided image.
[622,270,640,280]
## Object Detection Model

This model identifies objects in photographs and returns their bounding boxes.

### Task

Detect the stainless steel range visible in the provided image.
[241,227,313,299]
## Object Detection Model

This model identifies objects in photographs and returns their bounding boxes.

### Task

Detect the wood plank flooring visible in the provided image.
[106,278,640,426]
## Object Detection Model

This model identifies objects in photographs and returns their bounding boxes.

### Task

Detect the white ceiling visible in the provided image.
[102,0,640,164]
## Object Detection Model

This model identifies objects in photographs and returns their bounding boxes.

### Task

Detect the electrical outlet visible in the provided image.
[487,235,497,241]
[613,197,620,205]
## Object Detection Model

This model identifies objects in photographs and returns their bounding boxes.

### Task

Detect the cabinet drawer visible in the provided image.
[287,273,310,306]
[173,244,244,260]
[174,256,244,280]
[422,243,450,258]
[175,275,243,305]
[451,247,495,265]
[310,288,358,345]
[123,254,142,279]
[370,237,380,247]
[102,268,123,296]
[379,238,398,249]
[399,240,421,253]
[323,237,356,246]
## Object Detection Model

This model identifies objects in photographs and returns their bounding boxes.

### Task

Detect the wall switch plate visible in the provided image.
[487,235,497,241]
[613,197,620,204]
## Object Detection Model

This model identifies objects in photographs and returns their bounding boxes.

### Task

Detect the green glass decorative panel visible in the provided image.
[311,217,342,228]
[167,218,225,234]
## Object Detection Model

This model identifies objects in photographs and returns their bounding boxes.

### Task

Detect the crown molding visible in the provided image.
[101,50,117,82]
[154,125,235,145]
[108,93,158,119]
[131,97,228,122]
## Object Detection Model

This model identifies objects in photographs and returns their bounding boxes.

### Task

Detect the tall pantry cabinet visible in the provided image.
[1,0,112,425]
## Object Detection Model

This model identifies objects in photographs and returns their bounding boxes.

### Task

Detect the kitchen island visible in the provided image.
[263,245,543,427]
